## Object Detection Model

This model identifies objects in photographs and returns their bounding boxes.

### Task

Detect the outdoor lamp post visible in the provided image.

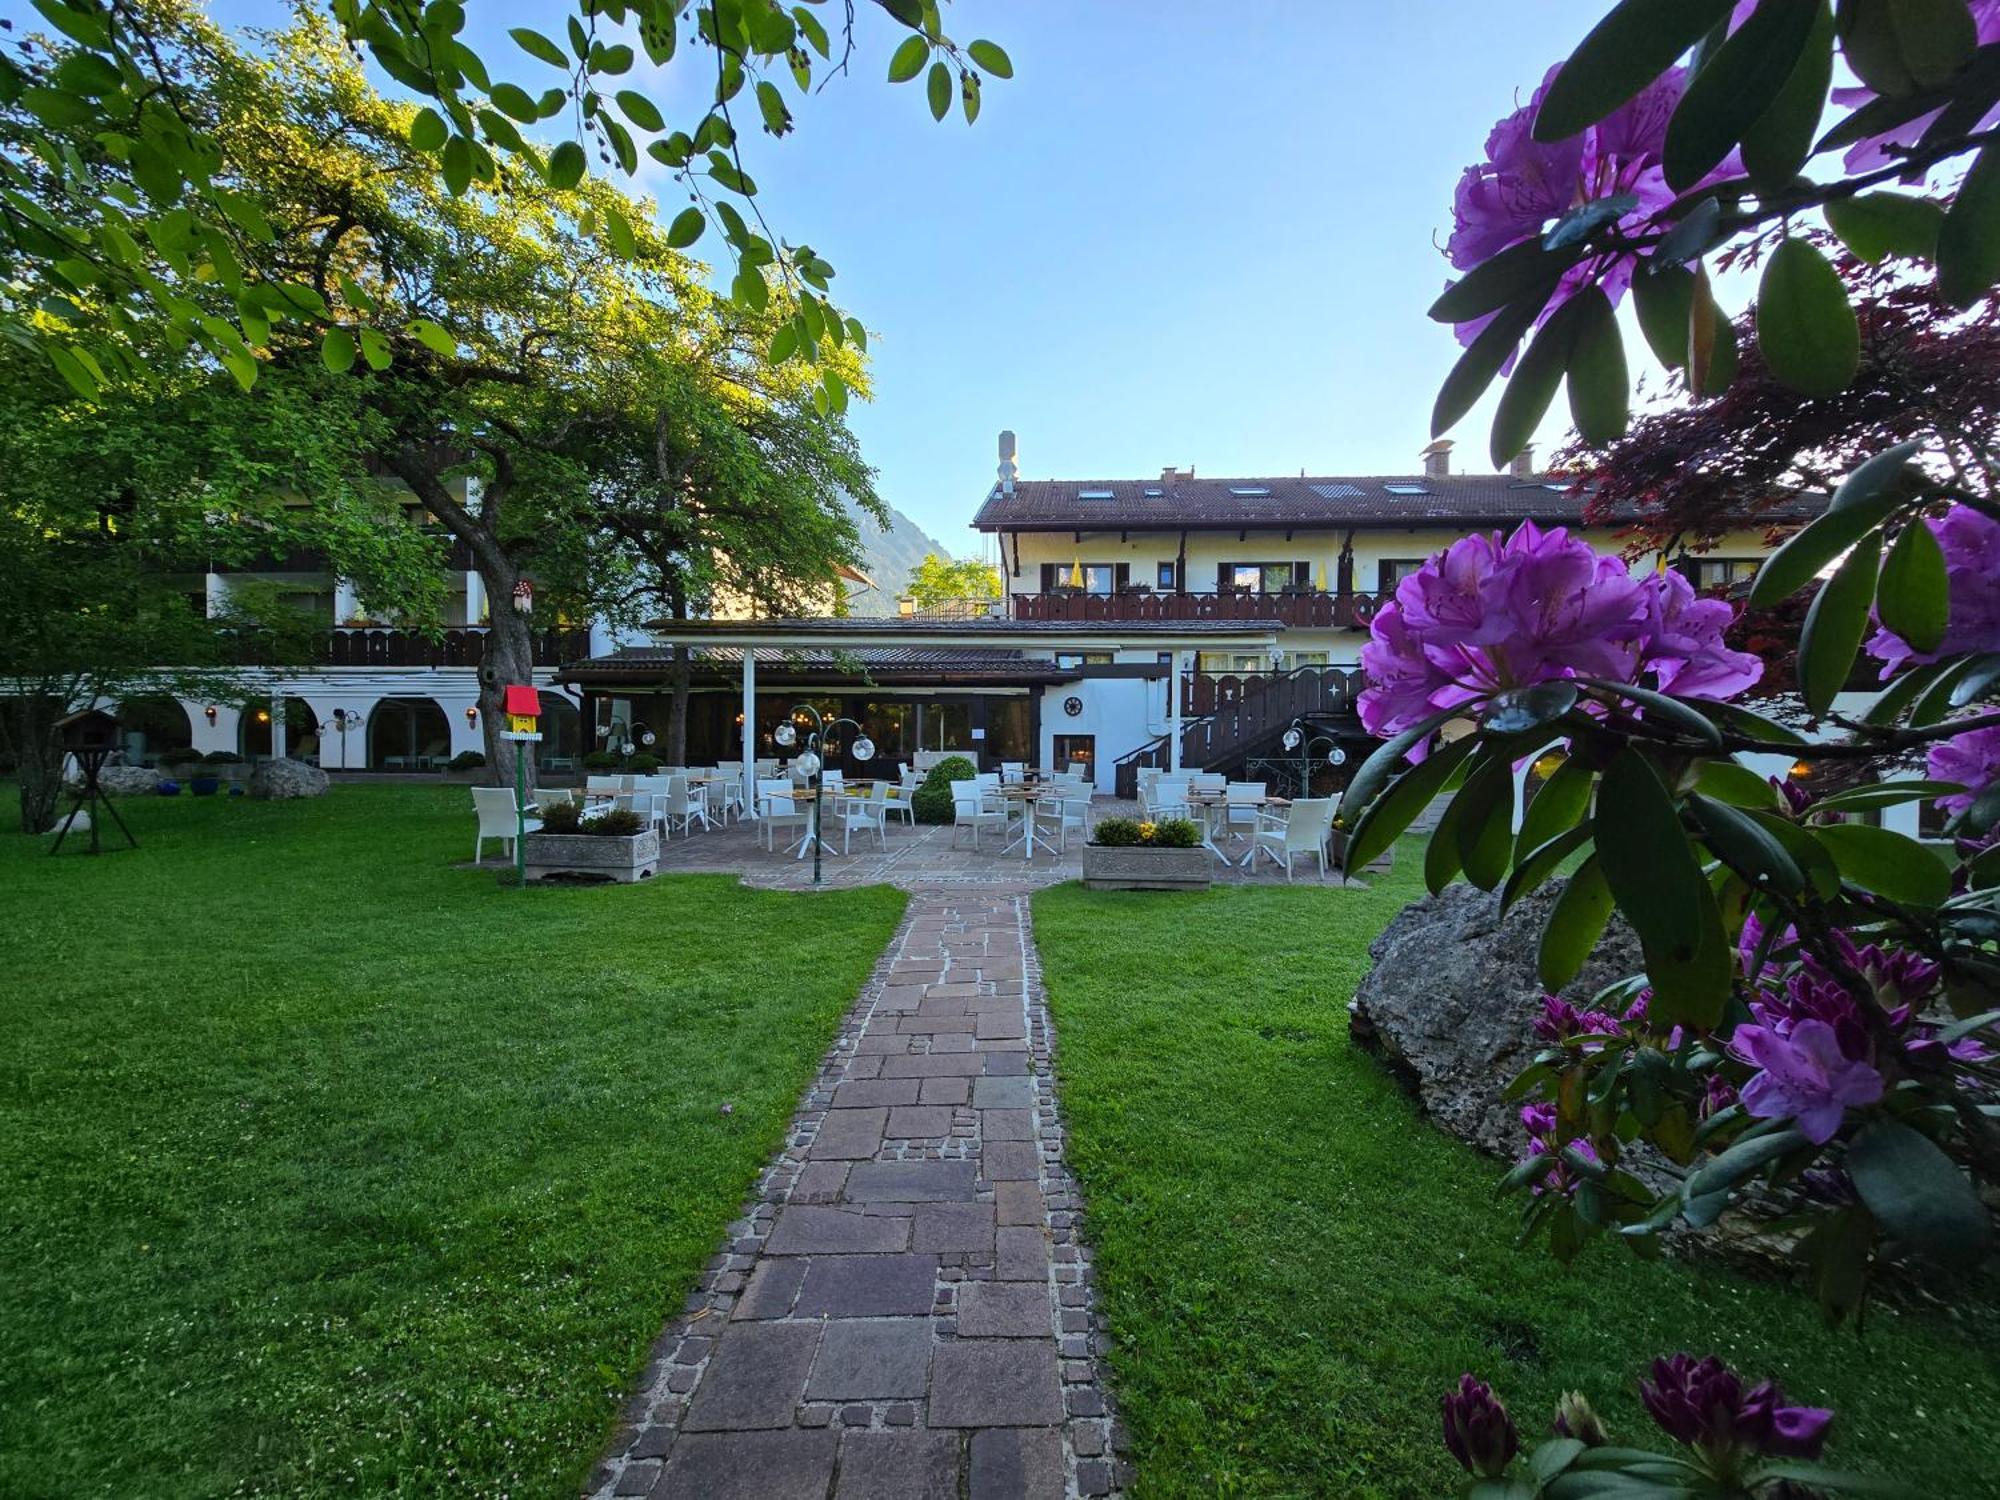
[1280,717,1347,799]
[773,704,875,887]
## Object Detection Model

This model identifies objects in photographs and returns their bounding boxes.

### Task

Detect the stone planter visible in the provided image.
[1331,829,1395,876]
[1081,843,1212,892]
[523,828,660,883]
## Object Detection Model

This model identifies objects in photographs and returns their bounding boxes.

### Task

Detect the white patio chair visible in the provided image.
[1033,791,1091,854]
[839,782,891,852]
[1189,771,1227,794]
[951,787,1007,850]
[705,769,743,826]
[757,777,809,852]
[534,787,579,814]
[1223,781,1267,848]
[659,774,702,837]
[1252,797,1337,882]
[585,774,621,799]
[472,785,539,862]
[1149,778,1192,821]
[884,767,920,826]
[1000,760,1026,785]
[754,757,780,777]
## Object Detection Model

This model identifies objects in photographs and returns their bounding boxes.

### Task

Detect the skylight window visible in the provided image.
[1142,486,1164,498]
[1077,488,1115,500]
[1543,482,1569,491]
[1384,483,1429,495]
[1228,485,1272,497]
[1308,482,1364,500]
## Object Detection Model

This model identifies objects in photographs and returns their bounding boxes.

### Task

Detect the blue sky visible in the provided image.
[217,0,1617,552]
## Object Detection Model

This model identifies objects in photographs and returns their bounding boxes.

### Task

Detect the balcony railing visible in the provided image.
[1009,587,1390,629]
[322,626,588,668]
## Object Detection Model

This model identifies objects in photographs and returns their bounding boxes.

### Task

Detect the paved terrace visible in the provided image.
[635,799,1375,892]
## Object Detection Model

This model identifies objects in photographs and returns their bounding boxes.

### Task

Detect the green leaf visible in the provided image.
[1813,779,1964,812]
[1746,809,1844,898]
[490,82,538,121]
[1533,0,1737,141]
[1429,237,1577,324]
[1685,1125,1807,1201]
[887,34,929,82]
[604,205,637,258]
[1581,678,1725,750]
[1839,0,1978,95]
[1484,681,1580,735]
[1749,439,1919,605]
[1565,287,1628,444]
[1344,735,1479,873]
[926,60,952,121]
[1337,704,1466,828]
[1695,759,1782,808]
[1539,856,1614,991]
[666,206,704,248]
[1824,191,1945,263]
[1798,530,1880,714]
[1491,297,1582,469]
[1689,793,1805,894]
[546,139,586,189]
[967,39,1013,77]
[1596,748,1729,1027]
[1632,264,1695,369]
[510,26,572,70]
[1846,1119,1992,1266]
[1431,293,1544,440]
[1455,754,1520,892]
[407,318,455,356]
[769,323,798,363]
[357,325,391,371]
[1502,823,1596,915]
[1740,1,1834,194]
[409,106,450,151]
[1663,0,1821,190]
[441,133,473,196]
[1939,139,2000,307]
[617,89,664,132]
[320,326,356,373]
[1756,236,1861,399]
[1519,756,1595,856]
[1877,517,1949,654]
[1687,261,1739,396]
[1813,822,1952,903]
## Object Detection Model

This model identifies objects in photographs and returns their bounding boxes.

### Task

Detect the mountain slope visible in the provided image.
[844,499,968,615]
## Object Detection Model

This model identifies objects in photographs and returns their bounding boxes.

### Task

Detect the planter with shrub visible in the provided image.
[627,753,661,775]
[911,755,979,824]
[522,802,659,883]
[1081,815,1211,891]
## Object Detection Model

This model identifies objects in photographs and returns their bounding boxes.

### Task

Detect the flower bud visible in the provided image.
[1552,1391,1608,1447]
[1442,1374,1518,1478]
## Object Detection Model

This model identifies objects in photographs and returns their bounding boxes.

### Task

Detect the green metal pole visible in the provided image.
[515,740,526,887]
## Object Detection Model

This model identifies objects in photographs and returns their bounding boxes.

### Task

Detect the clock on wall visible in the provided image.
[1062,695,1084,718]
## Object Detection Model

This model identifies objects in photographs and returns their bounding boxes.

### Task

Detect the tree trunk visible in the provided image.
[664,589,690,767]
[3,692,66,834]
[479,587,537,797]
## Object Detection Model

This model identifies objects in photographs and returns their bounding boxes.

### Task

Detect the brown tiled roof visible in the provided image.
[971,474,1826,531]
[561,645,1073,688]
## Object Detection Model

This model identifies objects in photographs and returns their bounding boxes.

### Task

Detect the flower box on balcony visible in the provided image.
[523,828,660,884]
[1081,843,1211,891]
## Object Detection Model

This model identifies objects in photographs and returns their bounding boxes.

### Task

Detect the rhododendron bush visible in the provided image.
[1358,1,2000,1490]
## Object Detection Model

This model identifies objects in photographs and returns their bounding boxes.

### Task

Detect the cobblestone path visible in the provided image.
[585,889,1120,1500]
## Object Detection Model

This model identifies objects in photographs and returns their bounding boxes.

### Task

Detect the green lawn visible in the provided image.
[0,784,905,1498]
[1034,852,2000,1499]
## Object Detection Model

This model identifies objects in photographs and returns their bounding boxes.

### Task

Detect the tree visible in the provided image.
[907,552,1001,609]
[0,0,1012,411]
[0,348,439,831]
[1562,250,2000,555]
[1356,3,2000,1490]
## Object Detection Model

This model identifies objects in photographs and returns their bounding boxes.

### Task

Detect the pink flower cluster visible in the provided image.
[1357,522,1762,739]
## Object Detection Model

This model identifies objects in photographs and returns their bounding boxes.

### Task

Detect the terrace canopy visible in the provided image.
[562,616,1284,805]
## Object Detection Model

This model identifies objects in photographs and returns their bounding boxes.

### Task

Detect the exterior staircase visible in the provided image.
[1111,665,1366,797]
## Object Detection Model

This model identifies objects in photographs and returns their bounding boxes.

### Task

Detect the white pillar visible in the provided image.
[464,570,485,625]
[1168,649,1188,773]
[204,572,231,618]
[333,577,362,624]
[741,649,758,819]
[270,695,287,760]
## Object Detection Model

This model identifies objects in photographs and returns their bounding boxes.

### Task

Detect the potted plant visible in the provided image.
[522,802,660,883]
[1081,816,1211,891]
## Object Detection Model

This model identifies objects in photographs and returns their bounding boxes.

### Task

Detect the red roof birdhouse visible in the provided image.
[503,685,540,718]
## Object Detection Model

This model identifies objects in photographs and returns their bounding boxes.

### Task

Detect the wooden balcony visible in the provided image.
[1008,587,1390,629]
[321,626,589,669]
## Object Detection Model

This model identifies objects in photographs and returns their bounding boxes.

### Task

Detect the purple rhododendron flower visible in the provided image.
[1928,724,2000,817]
[1534,994,1622,1046]
[1831,0,2000,175]
[1751,971,1874,1065]
[1731,1019,1884,1144]
[1519,1103,1600,1197]
[1442,1374,1519,1477]
[1357,524,1761,741]
[1869,506,2000,677]
[1640,1354,1833,1460]
[1700,1073,1739,1119]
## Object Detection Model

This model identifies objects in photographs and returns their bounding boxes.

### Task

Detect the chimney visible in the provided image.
[997,429,1017,496]
[1420,438,1453,478]
[1511,443,1536,479]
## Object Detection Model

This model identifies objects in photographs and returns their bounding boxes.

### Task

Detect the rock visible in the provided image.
[250,758,330,800]
[97,765,161,796]
[1348,877,1643,1158]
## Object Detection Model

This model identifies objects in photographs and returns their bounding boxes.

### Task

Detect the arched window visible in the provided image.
[367,697,452,771]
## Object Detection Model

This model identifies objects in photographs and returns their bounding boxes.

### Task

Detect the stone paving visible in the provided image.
[583,890,1125,1500]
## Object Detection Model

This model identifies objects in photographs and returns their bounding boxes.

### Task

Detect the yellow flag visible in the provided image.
[1069,557,1083,588]
[1315,562,1329,591]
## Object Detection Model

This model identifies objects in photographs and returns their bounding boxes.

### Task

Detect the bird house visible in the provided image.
[55,708,120,753]
[502,685,542,739]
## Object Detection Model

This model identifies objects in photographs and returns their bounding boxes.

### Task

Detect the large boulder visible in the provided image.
[97,765,161,796]
[250,758,330,800]
[1348,878,1643,1157]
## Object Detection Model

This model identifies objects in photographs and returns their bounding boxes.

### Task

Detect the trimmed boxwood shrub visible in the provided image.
[627,753,661,774]
[581,749,620,771]
[448,750,486,771]
[912,755,978,824]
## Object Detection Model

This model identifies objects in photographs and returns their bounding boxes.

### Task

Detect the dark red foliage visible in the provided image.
[1561,250,2000,555]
